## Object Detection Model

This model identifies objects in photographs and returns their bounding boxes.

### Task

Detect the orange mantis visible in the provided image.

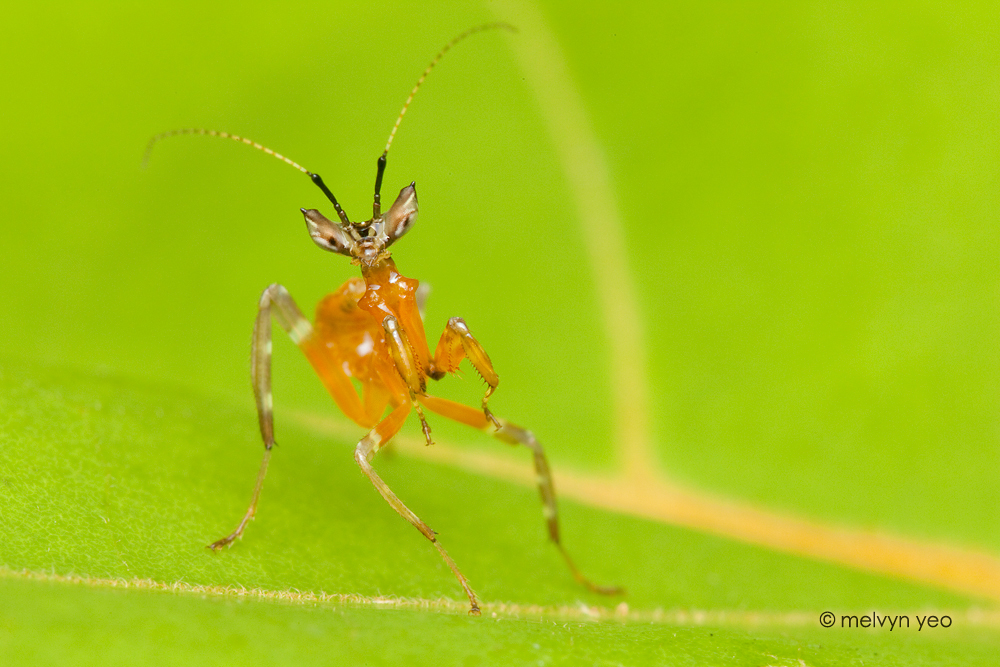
[146,23,620,615]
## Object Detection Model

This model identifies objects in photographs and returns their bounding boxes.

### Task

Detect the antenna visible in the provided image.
[145,22,517,225]
[143,127,351,224]
[143,128,310,173]
[373,153,387,218]
[373,22,516,216]
[382,22,517,158]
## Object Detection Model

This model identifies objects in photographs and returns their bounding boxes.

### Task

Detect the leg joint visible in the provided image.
[354,441,371,466]
[496,422,541,451]
[259,283,287,307]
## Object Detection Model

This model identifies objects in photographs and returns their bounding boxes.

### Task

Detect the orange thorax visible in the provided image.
[358,259,432,382]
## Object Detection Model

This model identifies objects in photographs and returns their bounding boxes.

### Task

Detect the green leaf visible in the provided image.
[0,361,994,664]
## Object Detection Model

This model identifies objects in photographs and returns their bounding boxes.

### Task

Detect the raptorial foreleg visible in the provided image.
[382,314,433,446]
[429,317,501,428]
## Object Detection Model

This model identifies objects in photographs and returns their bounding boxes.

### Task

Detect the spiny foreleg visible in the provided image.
[382,315,434,446]
[430,317,501,429]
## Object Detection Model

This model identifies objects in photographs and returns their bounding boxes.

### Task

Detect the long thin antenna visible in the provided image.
[382,22,516,158]
[143,128,311,174]
[143,127,351,224]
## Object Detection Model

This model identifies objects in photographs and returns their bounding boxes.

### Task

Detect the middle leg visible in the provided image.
[355,401,481,615]
[419,394,622,596]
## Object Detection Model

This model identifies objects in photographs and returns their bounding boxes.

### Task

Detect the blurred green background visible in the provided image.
[2,0,999,664]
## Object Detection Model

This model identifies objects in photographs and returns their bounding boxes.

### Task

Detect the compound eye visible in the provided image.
[302,208,355,256]
[383,183,418,246]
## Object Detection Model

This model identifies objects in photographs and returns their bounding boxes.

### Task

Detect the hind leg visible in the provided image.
[354,401,481,615]
[209,284,313,550]
[418,395,622,595]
